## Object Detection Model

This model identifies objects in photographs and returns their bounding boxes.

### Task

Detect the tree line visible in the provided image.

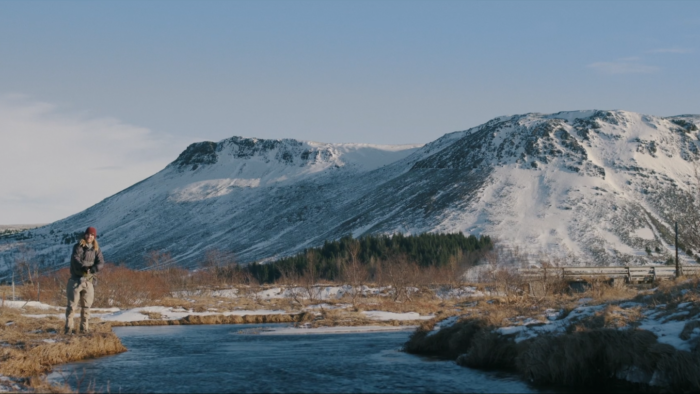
[245,232,492,284]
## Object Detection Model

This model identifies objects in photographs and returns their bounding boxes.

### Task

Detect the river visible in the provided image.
[48,324,540,393]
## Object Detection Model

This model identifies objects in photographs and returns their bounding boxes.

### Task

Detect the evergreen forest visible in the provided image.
[245,232,492,284]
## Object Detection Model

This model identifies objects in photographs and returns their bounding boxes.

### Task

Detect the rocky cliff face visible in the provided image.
[1,110,699,276]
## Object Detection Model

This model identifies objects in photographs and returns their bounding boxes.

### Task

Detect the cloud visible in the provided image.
[646,47,694,54]
[618,56,642,62]
[587,59,659,75]
[0,95,187,224]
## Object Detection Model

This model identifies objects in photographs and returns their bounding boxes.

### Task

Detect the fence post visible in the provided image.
[676,222,680,278]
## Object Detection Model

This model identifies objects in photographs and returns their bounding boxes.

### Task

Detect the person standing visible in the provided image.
[64,227,105,334]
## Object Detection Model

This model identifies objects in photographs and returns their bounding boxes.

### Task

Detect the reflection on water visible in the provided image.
[49,324,537,393]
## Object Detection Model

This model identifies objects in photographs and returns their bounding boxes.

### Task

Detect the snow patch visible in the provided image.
[362,311,434,321]
[99,306,288,322]
[633,227,655,240]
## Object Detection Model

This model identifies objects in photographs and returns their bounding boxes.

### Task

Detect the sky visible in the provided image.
[0,0,698,225]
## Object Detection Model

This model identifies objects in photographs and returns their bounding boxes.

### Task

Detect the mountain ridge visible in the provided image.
[1,110,698,277]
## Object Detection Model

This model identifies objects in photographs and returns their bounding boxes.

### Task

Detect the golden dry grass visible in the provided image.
[0,305,126,393]
[7,267,699,392]
[315,308,370,326]
[144,289,298,314]
[351,296,452,315]
[0,375,73,394]
[303,307,430,328]
[567,305,643,332]
[140,311,164,320]
[632,276,700,319]
[406,277,700,391]
[109,312,301,327]
[581,278,638,303]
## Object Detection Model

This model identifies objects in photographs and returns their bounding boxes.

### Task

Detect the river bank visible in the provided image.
[49,325,534,393]
[0,305,125,393]
[405,277,700,392]
[3,277,700,392]
[0,287,437,392]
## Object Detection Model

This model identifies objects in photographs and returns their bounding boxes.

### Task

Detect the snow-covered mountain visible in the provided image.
[1,110,699,275]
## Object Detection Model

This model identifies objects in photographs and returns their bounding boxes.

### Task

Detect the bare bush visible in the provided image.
[381,254,420,302]
[277,267,306,306]
[198,249,249,287]
[430,250,481,294]
[36,268,71,306]
[13,246,46,302]
[95,264,172,307]
[473,245,536,303]
[300,250,322,302]
[341,240,368,307]
[492,268,527,303]
[38,264,171,308]
[239,279,262,303]
[14,246,38,284]
[527,257,567,301]
[144,250,174,271]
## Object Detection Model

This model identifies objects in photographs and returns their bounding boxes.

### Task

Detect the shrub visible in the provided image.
[406,321,700,391]
[38,264,171,308]
[404,318,486,359]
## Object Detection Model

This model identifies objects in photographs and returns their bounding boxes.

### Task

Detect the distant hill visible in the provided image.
[0,224,47,238]
[0,224,48,231]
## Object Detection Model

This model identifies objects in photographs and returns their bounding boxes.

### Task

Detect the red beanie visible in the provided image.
[85,227,97,236]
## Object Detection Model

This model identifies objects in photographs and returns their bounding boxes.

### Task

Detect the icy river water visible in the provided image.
[49,324,541,393]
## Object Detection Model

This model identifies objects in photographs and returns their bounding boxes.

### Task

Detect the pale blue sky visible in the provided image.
[0,0,698,223]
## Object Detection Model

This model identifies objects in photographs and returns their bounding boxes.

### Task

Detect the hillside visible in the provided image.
[1,110,698,276]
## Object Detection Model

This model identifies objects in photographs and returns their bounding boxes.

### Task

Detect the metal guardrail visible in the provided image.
[518,265,700,283]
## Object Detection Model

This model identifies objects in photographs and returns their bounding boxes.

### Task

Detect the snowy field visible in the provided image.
[5,281,697,344]
[3,284,439,335]
[5,277,700,392]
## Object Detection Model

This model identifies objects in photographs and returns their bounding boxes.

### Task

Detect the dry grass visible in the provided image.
[0,375,73,394]
[35,265,172,308]
[632,276,700,321]
[471,301,531,327]
[8,263,700,392]
[109,312,301,327]
[140,311,164,320]
[405,277,700,391]
[352,296,452,315]
[567,305,643,332]
[304,307,428,328]
[407,316,700,391]
[0,305,126,393]
[582,278,638,303]
[313,308,371,327]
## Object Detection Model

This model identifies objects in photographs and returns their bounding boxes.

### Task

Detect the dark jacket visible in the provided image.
[70,239,105,278]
